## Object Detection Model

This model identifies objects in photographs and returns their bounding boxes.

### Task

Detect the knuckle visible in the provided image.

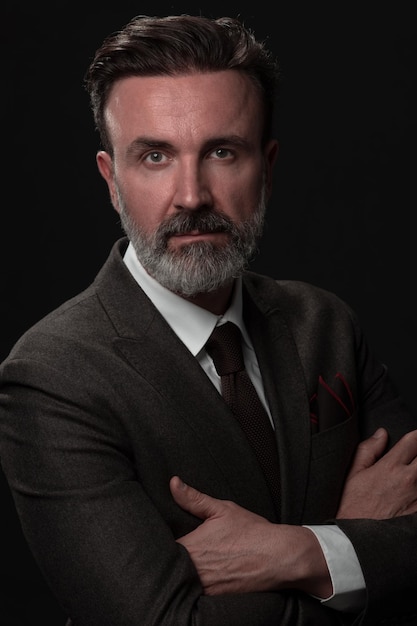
[403,469,417,490]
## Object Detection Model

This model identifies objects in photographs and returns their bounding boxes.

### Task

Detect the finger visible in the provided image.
[170,476,223,520]
[347,428,388,477]
[389,429,417,465]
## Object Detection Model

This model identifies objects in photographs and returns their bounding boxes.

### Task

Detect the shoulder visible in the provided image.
[243,270,355,318]
[3,287,107,370]
[3,238,131,364]
[242,271,362,353]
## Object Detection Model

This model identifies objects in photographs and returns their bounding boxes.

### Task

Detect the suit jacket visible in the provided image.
[0,237,416,626]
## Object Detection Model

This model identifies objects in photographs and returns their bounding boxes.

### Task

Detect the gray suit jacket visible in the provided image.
[0,237,416,625]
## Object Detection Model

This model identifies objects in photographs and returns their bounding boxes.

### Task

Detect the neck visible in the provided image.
[179,281,235,315]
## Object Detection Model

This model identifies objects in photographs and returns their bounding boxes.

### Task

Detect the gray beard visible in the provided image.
[117,187,266,297]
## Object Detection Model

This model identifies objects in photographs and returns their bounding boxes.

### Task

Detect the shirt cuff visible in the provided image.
[304,524,366,612]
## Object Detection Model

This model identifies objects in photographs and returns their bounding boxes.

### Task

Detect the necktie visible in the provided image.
[205,321,281,515]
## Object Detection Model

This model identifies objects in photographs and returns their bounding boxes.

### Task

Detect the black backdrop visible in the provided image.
[2,3,417,623]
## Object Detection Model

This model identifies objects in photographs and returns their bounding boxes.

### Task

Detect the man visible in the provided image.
[0,14,416,626]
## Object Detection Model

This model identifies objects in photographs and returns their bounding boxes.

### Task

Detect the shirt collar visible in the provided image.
[123,241,248,356]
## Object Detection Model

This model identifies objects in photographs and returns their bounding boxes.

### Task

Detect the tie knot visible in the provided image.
[206,322,245,376]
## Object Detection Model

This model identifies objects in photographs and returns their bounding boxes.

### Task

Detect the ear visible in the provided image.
[96,150,120,213]
[263,139,279,198]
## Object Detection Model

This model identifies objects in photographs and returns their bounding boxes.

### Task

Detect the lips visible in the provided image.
[168,229,229,247]
[172,229,223,236]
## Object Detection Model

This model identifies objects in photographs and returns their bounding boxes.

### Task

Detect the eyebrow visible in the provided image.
[126,135,251,158]
[126,138,171,158]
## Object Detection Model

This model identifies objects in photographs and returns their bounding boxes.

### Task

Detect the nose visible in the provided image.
[173,160,213,211]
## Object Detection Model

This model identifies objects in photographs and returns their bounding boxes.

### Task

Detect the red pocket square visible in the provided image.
[309,373,355,433]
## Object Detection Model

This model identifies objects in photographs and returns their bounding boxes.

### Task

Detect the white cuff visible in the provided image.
[304,524,366,612]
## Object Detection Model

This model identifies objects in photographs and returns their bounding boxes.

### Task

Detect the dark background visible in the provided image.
[2,2,417,624]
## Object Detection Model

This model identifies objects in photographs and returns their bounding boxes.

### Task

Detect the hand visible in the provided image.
[170,476,331,597]
[337,427,417,519]
[169,428,417,596]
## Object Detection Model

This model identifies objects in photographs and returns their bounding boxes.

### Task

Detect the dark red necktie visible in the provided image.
[205,321,281,515]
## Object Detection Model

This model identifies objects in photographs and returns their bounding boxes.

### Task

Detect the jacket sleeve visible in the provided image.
[336,515,417,626]
[334,310,417,626]
[0,353,351,626]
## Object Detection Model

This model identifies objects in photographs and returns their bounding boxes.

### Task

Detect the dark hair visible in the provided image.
[84,14,280,152]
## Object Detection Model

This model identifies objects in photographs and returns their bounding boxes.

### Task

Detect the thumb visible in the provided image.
[170,476,222,520]
[347,428,388,478]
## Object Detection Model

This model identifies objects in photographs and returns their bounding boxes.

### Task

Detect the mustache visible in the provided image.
[156,209,235,239]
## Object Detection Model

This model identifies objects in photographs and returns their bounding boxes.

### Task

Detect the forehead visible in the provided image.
[104,70,264,146]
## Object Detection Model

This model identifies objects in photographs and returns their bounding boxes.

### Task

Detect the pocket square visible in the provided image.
[309,373,355,433]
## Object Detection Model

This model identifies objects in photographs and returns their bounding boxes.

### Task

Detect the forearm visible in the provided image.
[172,479,333,599]
[215,522,333,597]
[0,373,338,626]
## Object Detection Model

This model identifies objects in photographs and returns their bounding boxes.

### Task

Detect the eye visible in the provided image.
[144,151,167,164]
[211,147,233,159]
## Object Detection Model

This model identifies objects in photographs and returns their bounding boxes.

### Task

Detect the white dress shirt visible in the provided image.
[123,242,366,612]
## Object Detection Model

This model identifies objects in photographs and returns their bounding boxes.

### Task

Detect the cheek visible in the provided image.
[119,180,173,235]
[226,176,264,221]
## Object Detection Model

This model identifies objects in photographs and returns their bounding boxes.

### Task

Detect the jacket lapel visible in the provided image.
[94,240,312,522]
[94,239,278,520]
[115,327,277,518]
[243,276,312,524]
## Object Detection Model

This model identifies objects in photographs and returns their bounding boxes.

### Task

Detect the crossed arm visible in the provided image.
[170,428,417,599]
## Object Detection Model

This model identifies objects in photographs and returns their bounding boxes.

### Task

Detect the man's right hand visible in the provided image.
[337,427,417,519]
